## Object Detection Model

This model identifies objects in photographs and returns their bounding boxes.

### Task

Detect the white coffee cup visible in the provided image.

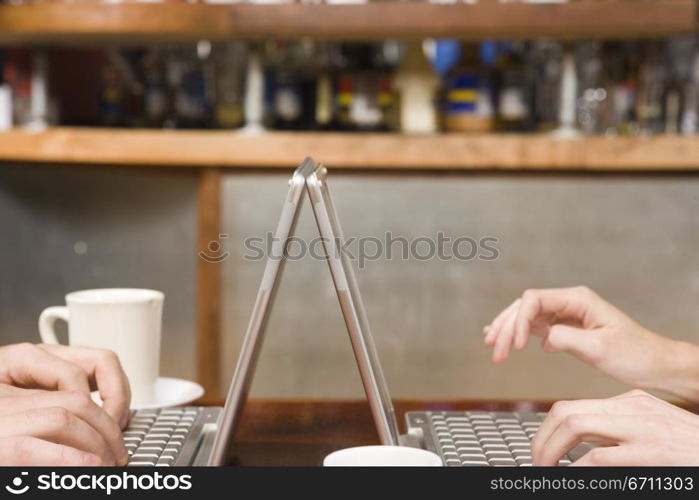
[39,288,163,407]
[323,446,443,466]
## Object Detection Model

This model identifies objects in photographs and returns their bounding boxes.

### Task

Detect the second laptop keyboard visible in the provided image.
[429,411,595,466]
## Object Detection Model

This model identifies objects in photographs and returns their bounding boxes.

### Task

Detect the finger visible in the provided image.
[1,343,90,393]
[0,407,116,465]
[39,344,131,428]
[535,414,636,466]
[0,391,127,465]
[0,436,101,466]
[492,302,521,363]
[0,383,43,397]
[571,445,647,466]
[514,287,599,344]
[543,324,602,362]
[484,299,520,346]
[533,398,620,462]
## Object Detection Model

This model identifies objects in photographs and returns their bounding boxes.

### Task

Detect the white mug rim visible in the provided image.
[323,445,443,467]
[65,288,164,305]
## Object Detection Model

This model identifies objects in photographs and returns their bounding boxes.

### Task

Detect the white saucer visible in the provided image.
[91,377,205,410]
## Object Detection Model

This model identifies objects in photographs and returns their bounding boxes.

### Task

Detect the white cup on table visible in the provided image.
[38,288,163,407]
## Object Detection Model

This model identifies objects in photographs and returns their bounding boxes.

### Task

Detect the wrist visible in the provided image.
[651,338,699,403]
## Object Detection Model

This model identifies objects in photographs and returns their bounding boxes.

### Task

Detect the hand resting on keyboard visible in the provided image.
[531,390,699,466]
[0,343,130,466]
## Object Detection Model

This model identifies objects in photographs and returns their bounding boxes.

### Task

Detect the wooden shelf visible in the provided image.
[1,127,699,171]
[0,1,696,44]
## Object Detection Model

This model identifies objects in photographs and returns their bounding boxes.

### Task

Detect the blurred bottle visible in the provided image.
[613,43,640,135]
[442,43,494,133]
[268,41,306,130]
[494,41,530,132]
[243,46,266,133]
[213,42,245,129]
[0,50,11,131]
[340,43,395,132]
[577,41,606,135]
[393,41,439,134]
[142,49,170,128]
[335,73,354,131]
[636,42,666,135]
[552,44,579,138]
[668,38,699,136]
[311,43,336,131]
[166,44,214,129]
[681,46,699,135]
[99,51,126,127]
[528,40,562,132]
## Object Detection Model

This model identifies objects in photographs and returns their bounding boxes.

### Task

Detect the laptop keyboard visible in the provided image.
[124,407,201,466]
[429,411,594,466]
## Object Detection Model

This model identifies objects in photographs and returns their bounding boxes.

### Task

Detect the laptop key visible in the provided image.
[485,451,513,459]
[454,440,480,447]
[483,444,509,451]
[150,426,175,432]
[502,431,528,438]
[451,433,477,439]
[128,461,156,467]
[496,424,522,431]
[129,418,156,425]
[475,432,502,439]
[141,440,168,447]
[482,438,507,444]
[456,447,486,454]
[490,458,517,466]
[461,460,489,466]
[136,446,164,453]
[143,433,172,440]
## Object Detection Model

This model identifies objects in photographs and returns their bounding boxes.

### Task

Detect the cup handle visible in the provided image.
[38,306,69,345]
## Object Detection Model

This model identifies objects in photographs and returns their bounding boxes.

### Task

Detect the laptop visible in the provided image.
[124,158,593,466]
[123,161,313,466]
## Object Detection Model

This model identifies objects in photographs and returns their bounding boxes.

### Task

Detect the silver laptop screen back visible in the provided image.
[306,166,400,446]
[207,158,317,465]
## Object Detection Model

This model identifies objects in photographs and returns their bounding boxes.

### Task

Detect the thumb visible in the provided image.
[544,324,602,362]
